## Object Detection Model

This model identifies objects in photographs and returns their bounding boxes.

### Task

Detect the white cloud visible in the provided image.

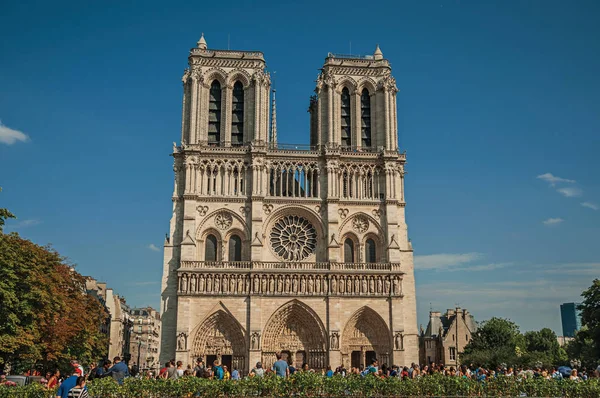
[147,244,161,252]
[557,187,582,197]
[543,217,564,226]
[536,173,575,186]
[581,202,599,211]
[448,262,513,272]
[414,252,483,270]
[9,219,41,228]
[0,121,29,145]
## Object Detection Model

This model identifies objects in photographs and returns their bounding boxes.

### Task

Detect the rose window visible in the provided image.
[270,215,317,261]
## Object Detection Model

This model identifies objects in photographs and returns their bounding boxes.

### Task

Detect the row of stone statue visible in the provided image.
[178,272,402,296]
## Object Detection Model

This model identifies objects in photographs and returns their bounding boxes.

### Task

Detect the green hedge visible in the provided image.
[1,373,599,397]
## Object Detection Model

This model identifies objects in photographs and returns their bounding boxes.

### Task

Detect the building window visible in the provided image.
[344,238,355,263]
[208,80,222,145]
[228,235,242,261]
[340,87,351,147]
[360,88,371,147]
[365,238,376,263]
[449,347,456,361]
[231,81,244,145]
[205,234,218,262]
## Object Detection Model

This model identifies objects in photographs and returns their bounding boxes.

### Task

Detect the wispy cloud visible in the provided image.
[581,202,599,211]
[9,219,41,228]
[448,262,513,272]
[132,281,159,286]
[536,173,575,186]
[414,252,483,270]
[0,120,29,145]
[147,244,161,252]
[557,187,582,198]
[543,217,564,226]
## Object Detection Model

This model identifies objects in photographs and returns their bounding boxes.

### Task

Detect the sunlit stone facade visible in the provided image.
[159,35,418,372]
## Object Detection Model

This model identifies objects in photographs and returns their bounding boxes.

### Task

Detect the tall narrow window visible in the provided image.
[361,89,372,148]
[341,87,352,148]
[208,80,222,145]
[344,238,355,263]
[231,81,244,145]
[228,235,242,261]
[205,234,218,262]
[365,238,376,263]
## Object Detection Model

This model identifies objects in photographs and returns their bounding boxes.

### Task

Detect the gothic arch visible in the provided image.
[196,208,250,240]
[224,228,248,261]
[226,69,252,89]
[261,300,328,369]
[197,227,223,261]
[357,77,377,94]
[338,212,384,238]
[340,232,359,263]
[336,77,357,94]
[341,306,392,367]
[191,305,247,372]
[362,232,383,263]
[203,68,227,87]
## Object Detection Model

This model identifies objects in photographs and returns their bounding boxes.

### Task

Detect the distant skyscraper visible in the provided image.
[560,302,582,338]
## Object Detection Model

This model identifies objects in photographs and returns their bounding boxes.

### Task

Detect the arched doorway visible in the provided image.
[341,306,391,369]
[191,309,246,374]
[262,300,327,370]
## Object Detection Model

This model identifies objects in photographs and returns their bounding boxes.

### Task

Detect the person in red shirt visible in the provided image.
[47,369,60,389]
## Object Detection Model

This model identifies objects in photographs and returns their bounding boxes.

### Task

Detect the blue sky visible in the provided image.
[1,0,599,334]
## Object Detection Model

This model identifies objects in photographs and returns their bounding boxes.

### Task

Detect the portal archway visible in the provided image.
[192,309,247,373]
[341,306,391,368]
[262,300,327,369]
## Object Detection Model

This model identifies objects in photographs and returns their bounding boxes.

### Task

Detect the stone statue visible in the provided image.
[308,277,314,294]
[261,276,267,292]
[251,333,258,349]
[330,333,339,350]
[222,276,228,293]
[369,277,375,293]
[269,276,275,293]
[207,276,213,292]
[285,276,291,292]
[254,275,259,292]
[237,276,243,293]
[190,276,196,292]
[230,277,235,293]
[277,276,283,293]
[355,278,360,294]
[377,278,382,294]
[182,276,188,292]
[393,277,400,295]
[339,277,345,294]
[300,276,306,293]
[331,277,337,294]
[315,276,321,293]
[245,276,250,293]
[346,278,351,294]
[177,333,185,350]
[384,278,391,294]
[199,275,205,292]
[362,278,368,294]
[292,277,298,293]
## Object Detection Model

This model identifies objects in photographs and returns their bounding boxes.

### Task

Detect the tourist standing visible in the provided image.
[176,361,184,377]
[103,356,129,384]
[272,353,289,378]
[212,360,224,380]
[250,362,264,377]
[47,370,60,390]
[66,376,88,398]
[55,369,81,398]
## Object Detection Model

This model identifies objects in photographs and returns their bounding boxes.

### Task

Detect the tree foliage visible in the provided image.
[566,279,600,368]
[0,187,16,233]
[0,233,108,372]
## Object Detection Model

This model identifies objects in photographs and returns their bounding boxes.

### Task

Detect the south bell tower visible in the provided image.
[160,36,418,371]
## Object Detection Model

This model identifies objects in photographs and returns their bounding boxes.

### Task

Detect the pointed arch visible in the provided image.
[340,86,352,148]
[208,79,222,145]
[191,306,247,372]
[262,300,327,369]
[226,70,252,89]
[231,81,244,145]
[341,306,392,366]
[360,88,372,148]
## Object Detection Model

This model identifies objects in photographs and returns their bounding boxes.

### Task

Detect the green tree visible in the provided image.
[567,279,600,368]
[0,187,16,233]
[523,328,568,367]
[0,233,108,372]
[461,317,526,368]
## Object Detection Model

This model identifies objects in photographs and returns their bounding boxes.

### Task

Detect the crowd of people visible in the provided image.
[2,354,600,397]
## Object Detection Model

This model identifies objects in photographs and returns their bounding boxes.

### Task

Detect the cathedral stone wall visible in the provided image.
[160,36,418,372]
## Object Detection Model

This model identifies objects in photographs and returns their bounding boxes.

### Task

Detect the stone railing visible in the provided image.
[180,261,402,272]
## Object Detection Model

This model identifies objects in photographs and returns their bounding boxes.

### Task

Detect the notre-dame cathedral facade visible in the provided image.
[160,34,418,373]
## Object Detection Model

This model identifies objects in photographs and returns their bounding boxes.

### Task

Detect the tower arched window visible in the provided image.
[231,81,244,146]
[228,235,242,262]
[341,87,352,148]
[361,88,372,148]
[344,238,355,263]
[205,234,218,262]
[365,238,377,263]
[208,80,222,146]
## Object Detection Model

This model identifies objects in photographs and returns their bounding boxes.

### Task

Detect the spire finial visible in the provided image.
[197,33,207,50]
[270,88,278,148]
[374,44,383,60]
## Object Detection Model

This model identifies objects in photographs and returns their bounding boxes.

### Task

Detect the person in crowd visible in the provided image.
[70,360,84,377]
[212,360,224,380]
[103,356,129,384]
[569,369,580,381]
[325,365,333,377]
[56,369,82,398]
[231,367,240,380]
[162,360,178,380]
[223,365,231,380]
[176,360,184,377]
[159,362,169,378]
[272,353,289,378]
[194,358,205,378]
[67,376,88,398]
[302,363,310,372]
[47,369,60,390]
[250,362,265,377]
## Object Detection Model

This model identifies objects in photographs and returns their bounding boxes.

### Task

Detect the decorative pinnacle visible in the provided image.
[270,89,278,148]
[197,33,207,50]
[374,44,383,60]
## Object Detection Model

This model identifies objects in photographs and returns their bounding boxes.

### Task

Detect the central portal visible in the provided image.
[261,300,327,370]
